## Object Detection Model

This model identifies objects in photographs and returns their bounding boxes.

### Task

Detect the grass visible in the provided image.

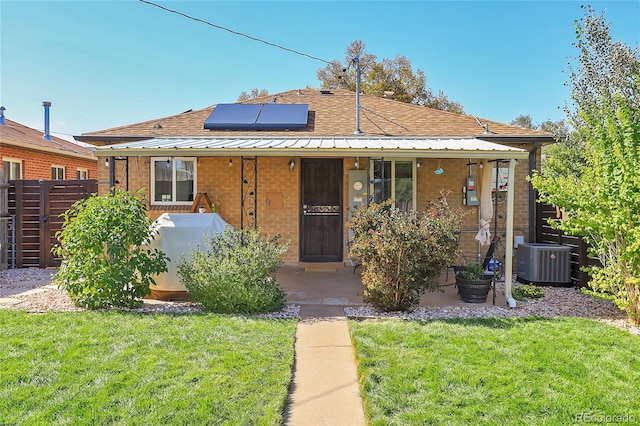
[0,310,297,426]
[349,316,640,425]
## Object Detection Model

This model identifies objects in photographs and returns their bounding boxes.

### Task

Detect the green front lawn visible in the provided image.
[0,311,297,425]
[350,317,640,425]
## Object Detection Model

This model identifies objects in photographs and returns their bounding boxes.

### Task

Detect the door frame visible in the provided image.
[299,158,344,262]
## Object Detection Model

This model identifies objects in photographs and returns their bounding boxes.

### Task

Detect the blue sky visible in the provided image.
[1,0,639,142]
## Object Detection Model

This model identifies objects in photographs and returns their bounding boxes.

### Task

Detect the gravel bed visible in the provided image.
[0,268,300,318]
[346,286,640,335]
[1,268,638,334]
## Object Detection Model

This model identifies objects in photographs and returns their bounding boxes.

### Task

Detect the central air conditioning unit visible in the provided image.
[517,243,572,286]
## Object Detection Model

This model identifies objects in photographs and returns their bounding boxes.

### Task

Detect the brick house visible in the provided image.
[76,89,554,303]
[0,107,97,181]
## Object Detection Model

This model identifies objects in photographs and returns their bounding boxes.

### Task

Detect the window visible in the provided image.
[370,159,416,212]
[151,157,196,205]
[2,158,22,179]
[77,168,88,180]
[51,166,65,180]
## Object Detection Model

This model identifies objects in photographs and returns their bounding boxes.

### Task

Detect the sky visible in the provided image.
[1,0,639,142]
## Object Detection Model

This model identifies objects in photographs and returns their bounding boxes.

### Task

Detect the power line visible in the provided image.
[139,0,331,64]
[361,105,412,133]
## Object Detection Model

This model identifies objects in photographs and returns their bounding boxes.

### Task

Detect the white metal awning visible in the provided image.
[94,137,529,159]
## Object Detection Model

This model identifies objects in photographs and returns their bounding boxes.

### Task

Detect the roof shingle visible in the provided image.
[78,89,552,144]
[1,119,95,158]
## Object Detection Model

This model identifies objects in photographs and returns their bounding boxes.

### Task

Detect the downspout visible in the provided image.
[505,159,517,308]
[528,141,539,242]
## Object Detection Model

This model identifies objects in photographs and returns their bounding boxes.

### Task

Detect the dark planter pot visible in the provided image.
[456,275,493,303]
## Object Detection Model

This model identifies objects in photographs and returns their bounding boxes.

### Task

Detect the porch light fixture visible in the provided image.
[228,157,233,167]
[105,158,109,168]
[416,159,421,168]
[289,158,295,171]
[355,157,360,169]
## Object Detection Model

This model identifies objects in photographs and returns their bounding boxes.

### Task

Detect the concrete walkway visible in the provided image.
[284,310,366,426]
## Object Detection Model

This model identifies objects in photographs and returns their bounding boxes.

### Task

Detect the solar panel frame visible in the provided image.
[255,104,308,130]
[204,103,309,130]
[204,104,262,130]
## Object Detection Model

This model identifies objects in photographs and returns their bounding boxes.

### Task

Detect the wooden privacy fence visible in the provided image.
[8,180,97,268]
[535,202,599,287]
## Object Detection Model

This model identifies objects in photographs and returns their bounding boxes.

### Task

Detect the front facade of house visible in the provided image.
[77,89,553,268]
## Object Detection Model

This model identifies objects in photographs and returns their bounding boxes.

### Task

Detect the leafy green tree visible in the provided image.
[510,114,536,129]
[317,40,463,113]
[530,6,640,324]
[510,115,580,178]
[53,190,169,309]
[566,6,640,124]
[237,88,269,101]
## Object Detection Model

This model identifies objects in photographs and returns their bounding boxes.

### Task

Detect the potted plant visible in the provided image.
[455,262,493,303]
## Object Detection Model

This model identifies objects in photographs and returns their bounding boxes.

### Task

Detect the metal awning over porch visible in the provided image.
[94,137,529,159]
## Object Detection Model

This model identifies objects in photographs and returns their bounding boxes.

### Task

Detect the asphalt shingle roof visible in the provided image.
[1,119,95,158]
[79,89,552,143]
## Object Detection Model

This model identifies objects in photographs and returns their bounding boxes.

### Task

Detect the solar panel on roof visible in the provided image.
[256,104,308,129]
[204,103,308,130]
[204,104,261,129]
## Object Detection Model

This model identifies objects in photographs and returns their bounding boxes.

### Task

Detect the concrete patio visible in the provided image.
[277,262,507,318]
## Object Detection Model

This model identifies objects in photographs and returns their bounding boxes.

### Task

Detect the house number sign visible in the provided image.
[303,205,340,216]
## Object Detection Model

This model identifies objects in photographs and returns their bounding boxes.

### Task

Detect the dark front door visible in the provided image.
[300,158,343,262]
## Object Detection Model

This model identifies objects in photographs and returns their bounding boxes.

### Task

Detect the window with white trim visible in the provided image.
[151,157,196,205]
[51,165,65,180]
[2,158,22,179]
[369,159,417,212]
[77,168,88,180]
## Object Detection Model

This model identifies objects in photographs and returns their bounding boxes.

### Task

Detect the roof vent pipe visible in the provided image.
[353,57,363,135]
[0,106,5,125]
[42,101,52,140]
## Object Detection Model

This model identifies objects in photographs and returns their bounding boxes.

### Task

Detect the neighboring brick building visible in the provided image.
[77,89,554,291]
[0,106,97,181]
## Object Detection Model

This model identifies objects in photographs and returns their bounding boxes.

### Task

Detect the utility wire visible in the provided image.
[139,0,331,64]
[361,105,412,132]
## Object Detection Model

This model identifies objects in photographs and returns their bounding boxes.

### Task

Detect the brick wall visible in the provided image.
[2,145,97,180]
[97,153,536,266]
[416,157,533,264]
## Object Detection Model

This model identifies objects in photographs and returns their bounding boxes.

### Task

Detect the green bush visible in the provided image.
[177,227,288,314]
[53,190,169,309]
[460,262,485,280]
[512,284,545,301]
[349,198,464,312]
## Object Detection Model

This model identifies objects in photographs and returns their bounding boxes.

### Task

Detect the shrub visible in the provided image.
[349,198,464,312]
[53,190,169,309]
[512,284,545,301]
[177,227,287,314]
[459,262,485,280]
